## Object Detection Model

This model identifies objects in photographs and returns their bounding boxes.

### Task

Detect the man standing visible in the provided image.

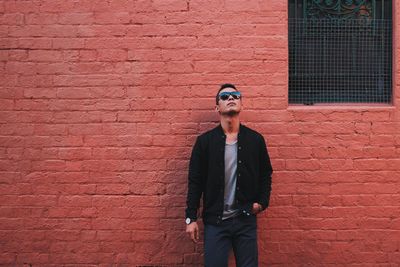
[185,83,273,267]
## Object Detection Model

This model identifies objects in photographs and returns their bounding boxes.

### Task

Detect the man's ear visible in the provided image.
[215,105,219,112]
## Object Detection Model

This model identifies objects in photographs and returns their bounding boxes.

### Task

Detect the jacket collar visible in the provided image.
[217,123,246,137]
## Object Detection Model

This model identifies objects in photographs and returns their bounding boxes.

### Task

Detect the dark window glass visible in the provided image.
[289,0,392,104]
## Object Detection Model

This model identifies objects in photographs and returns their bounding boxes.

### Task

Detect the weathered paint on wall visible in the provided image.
[0,0,399,266]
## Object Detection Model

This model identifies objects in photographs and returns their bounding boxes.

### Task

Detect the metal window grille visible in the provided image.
[289,0,392,104]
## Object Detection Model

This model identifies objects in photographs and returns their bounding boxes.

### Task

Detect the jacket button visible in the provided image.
[238,160,242,164]
[238,173,241,177]
[236,186,240,190]
[238,146,242,150]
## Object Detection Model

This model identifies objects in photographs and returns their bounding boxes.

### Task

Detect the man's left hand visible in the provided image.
[251,203,263,214]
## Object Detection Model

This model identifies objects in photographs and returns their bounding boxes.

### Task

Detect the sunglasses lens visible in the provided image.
[219,94,230,101]
[219,92,241,101]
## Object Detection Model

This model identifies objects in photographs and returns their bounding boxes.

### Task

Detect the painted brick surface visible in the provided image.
[1,0,399,266]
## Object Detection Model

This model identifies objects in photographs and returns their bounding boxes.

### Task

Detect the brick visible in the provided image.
[127,49,162,62]
[5,1,40,12]
[93,99,130,111]
[37,63,70,75]
[0,13,24,25]
[362,147,397,158]
[127,147,171,159]
[54,74,123,87]
[0,50,8,61]
[84,135,135,147]
[39,0,75,12]
[16,253,50,264]
[6,26,42,37]
[97,49,127,61]
[152,0,188,11]
[16,39,50,51]
[0,99,14,110]
[82,160,133,171]
[308,195,342,206]
[77,50,97,61]
[258,0,287,11]
[97,230,131,241]
[31,160,66,171]
[85,37,124,49]
[133,159,166,171]
[52,38,85,49]
[58,12,94,25]
[320,159,353,171]
[28,50,63,62]
[58,148,92,160]
[224,0,260,11]
[354,159,397,171]
[286,159,320,171]
[91,218,127,230]
[131,230,163,242]
[130,182,166,195]
[25,13,58,25]
[17,74,53,88]
[56,88,92,99]
[80,25,126,37]
[25,135,84,148]
[278,147,312,159]
[0,252,17,264]
[96,184,130,195]
[97,207,131,218]
[67,62,110,74]
[5,62,35,75]
[89,147,126,160]
[94,12,130,24]
[0,25,7,38]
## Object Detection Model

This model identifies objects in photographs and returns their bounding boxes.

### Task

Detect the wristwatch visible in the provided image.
[185,218,196,225]
[258,203,263,212]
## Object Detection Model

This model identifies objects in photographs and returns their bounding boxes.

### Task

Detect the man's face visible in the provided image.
[216,87,242,116]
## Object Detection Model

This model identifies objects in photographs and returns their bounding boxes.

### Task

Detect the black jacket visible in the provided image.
[185,124,273,225]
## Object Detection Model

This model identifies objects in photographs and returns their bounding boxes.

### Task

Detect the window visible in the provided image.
[289,0,392,104]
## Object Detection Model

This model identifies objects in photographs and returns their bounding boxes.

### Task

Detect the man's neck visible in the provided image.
[220,115,240,134]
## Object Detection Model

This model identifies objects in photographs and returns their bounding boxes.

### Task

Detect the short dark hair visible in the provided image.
[216,83,238,104]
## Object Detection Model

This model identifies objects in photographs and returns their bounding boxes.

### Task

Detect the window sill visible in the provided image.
[287,103,395,111]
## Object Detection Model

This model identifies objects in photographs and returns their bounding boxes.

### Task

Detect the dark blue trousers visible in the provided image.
[204,214,258,267]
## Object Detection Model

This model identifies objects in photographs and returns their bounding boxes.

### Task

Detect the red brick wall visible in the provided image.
[1,0,399,266]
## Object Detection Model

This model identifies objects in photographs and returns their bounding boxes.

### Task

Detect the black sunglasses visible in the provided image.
[219,91,241,101]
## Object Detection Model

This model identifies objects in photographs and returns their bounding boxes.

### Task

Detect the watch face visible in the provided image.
[185,218,191,224]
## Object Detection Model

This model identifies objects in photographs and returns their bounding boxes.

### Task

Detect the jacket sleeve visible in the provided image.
[185,136,204,220]
[258,135,273,210]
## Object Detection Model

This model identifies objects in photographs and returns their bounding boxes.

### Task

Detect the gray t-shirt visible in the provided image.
[222,140,239,220]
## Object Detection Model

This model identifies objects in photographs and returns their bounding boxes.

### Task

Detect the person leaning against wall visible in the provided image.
[185,83,273,267]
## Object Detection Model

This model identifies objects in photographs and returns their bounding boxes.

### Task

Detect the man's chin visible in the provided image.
[220,110,240,117]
